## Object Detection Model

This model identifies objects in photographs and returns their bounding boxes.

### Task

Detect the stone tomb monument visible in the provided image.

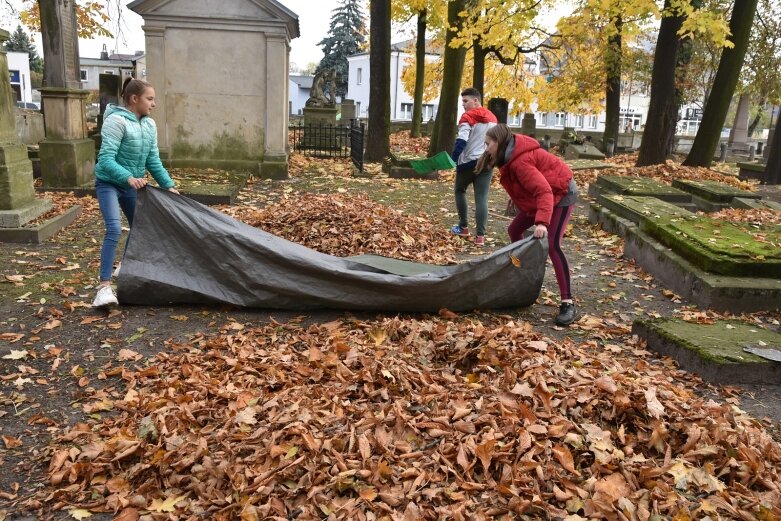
[300,68,341,150]
[128,0,300,179]
[0,29,49,225]
[1,30,80,242]
[38,0,95,188]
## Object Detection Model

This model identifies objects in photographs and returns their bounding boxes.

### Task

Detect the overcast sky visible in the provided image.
[1,0,349,65]
[1,0,567,66]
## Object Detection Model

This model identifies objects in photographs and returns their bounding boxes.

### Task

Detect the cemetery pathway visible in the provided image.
[0,167,779,519]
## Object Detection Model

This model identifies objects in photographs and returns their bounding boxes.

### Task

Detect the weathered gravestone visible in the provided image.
[1,30,80,242]
[728,93,750,153]
[520,113,536,136]
[0,29,48,226]
[89,73,122,151]
[37,0,95,189]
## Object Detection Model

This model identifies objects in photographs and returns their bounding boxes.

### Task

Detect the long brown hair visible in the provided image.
[475,124,514,173]
[121,77,152,105]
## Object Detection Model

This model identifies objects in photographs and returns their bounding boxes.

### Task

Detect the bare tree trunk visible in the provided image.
[365,0,391,162]
[684,0,759,166]
[637,1,684,166]
[410,9,427,138]
[429,0,470,155]
[603,18,622,153]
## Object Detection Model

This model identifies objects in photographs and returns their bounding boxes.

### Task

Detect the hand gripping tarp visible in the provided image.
[117,187,548,312]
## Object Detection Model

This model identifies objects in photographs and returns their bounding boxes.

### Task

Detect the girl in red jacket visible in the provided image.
[476,124,579,326]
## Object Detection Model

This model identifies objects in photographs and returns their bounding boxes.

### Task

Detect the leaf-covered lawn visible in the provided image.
[1,138,780,519]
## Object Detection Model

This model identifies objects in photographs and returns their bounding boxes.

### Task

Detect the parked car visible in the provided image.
[16,101,40,110]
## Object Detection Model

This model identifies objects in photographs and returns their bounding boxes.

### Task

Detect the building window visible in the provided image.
[356,101,361,117]
[80,69,88,81]
[574,114,584,128]
[510,113,521,125]
[588,115,598,129]
[422,104,435,121]
[400,103,413,120]
[555,112,566,127]
[356,67,362,85]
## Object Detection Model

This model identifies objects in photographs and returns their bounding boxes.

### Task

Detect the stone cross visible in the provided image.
[39,0,82,89]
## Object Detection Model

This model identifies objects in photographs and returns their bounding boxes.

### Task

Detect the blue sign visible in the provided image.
[9,70,20,83]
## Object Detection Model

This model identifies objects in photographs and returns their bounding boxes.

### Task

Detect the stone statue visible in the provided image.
[306,69,337,108]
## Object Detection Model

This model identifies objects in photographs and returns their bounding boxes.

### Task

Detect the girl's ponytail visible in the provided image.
[121,77,152,105]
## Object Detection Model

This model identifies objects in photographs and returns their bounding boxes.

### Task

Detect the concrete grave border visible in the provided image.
[0,204,81,243]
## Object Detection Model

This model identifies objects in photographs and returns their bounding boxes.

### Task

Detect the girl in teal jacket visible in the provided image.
[92,78,179,307]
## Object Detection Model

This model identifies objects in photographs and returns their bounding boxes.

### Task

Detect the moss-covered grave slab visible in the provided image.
[177,183,242,205]
[644,214,781,278]
[169,169,251,205]
[589,201,781,312]
[732,197,781,211]
[595,175,693,202]
[566,159,613,171]
[737,161,766,183]
[596,195,693,226]
[672,179,760,203]
[633,318,781,384]
[596,194,781,278]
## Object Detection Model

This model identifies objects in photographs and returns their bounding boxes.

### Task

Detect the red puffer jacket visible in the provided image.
[498,134,573,226]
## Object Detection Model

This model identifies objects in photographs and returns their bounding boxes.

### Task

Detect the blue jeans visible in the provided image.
[454,165,493,236]
[95,179,136,282]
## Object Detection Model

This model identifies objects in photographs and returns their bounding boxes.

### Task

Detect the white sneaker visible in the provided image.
[92,285,118,308]
[113,262,122,277]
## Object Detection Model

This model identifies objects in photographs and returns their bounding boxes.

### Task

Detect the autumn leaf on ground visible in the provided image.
[68,509,92,520]
[644,387,666,418]
[148,496,187,513]
[368,328,387,346]
[2,436,22,449]
[2,349,28,360]
[0,333,24,343]
[117,349,142,362]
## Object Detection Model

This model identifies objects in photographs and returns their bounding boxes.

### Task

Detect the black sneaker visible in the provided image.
[555,302,578,326]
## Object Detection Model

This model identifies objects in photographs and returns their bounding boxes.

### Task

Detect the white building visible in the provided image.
[289,74,313,115]
[79,49,138,90]
[347,40,440,122]
[7,51,34,107]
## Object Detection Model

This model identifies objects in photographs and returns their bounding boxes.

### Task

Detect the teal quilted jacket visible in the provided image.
[94,104,174,189]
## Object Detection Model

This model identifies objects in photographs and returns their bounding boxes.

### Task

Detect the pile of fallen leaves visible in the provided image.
[28,192,99,228]
[30,316,781,519]
[710,207,781,226]
[241,193,466,264]
[288,154,355,177]
[391,131,430,157]
[575,159,759,193]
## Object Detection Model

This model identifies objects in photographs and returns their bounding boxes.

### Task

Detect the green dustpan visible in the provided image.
[409,151,456,174]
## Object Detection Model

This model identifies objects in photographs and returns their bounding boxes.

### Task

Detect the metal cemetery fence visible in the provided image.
[288,120,365,172]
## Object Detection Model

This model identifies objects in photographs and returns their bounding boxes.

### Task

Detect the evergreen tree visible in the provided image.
[316,0,367,98]
[3,25,43,73]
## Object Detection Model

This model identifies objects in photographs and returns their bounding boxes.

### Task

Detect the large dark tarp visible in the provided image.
[118,187,548,312]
